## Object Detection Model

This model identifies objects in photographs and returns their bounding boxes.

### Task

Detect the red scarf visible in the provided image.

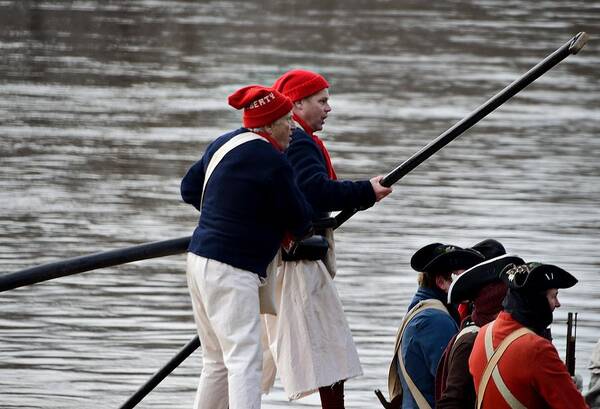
[293,114,337,180]
[458,302,471,323]
[255,130,283,152]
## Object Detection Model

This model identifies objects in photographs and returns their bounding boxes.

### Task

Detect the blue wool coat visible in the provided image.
[181,128,312,277]
[285,128,375,218]
[398,287,459,409]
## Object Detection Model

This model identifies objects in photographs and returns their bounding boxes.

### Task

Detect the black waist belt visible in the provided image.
[282,235,329,261]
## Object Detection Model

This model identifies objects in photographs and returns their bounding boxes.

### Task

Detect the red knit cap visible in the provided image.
[228,85,293,128]
[273,70,329,102]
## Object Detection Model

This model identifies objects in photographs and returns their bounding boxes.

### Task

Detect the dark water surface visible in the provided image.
[1,1,599,407]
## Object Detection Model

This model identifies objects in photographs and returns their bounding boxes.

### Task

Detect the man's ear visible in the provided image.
[293,100,303,110]
[263,124,273,134]
[435,274,446,291]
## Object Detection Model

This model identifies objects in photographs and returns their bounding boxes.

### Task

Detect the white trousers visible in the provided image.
[186,253,262,409]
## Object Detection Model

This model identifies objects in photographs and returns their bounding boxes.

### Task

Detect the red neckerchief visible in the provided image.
[254,130,283,152]
[293,114,337,180]
[458,302,470,323]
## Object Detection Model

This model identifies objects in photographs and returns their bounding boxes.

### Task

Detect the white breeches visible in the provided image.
[186,253,262,409]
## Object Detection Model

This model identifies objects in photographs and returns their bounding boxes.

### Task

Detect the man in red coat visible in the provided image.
[469,262,588,408]
[436,252,525,409]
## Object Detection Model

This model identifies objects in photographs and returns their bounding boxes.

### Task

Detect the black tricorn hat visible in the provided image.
[448,254,525,304]
[500,262,578,292]
[470,239,506,260]
[411,242,485,275]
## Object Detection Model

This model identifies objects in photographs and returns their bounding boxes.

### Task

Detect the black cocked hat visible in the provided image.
[411,242,485,275]
[470,239,506,260]
[448,254,525,304]
[500,262,578,292]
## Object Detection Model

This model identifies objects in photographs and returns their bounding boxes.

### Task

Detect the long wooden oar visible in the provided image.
[0,237,191,292]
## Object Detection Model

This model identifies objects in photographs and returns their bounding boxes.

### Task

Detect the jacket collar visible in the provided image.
[410,286,448,309]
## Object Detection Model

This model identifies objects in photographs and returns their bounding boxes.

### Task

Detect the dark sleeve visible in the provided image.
[437,335,477,409]
[270,158,313,240]
[180,156,207,211]
[286,134,376,213]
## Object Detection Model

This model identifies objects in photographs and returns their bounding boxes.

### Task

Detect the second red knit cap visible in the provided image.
[228,85,293,128]
[273,69,329,102]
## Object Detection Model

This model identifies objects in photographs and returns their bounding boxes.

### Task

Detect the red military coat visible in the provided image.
[469,311,588,409]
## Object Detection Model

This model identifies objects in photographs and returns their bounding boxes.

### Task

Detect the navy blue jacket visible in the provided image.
[398,287,459,409]
[285,128,375,219]
[181,128,312,277]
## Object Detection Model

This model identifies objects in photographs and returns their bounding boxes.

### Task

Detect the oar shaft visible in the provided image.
[0,237,190,292]
[119,335,201,409]
[333,32,588,229]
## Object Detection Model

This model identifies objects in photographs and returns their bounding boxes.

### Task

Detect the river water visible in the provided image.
[1,1,599,408]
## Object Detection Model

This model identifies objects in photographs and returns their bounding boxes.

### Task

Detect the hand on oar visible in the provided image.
[371,175,393,201]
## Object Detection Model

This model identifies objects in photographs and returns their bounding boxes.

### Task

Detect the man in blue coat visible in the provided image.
[387,243,484,409]
[181,85,312,409]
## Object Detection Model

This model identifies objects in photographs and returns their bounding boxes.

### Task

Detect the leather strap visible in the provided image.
[483,321,529,409]
[388,299,449,409]
[455,324,479,344]
[477,324,533,409]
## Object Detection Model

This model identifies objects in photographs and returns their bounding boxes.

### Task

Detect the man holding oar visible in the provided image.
[180,85,312,409]
[260,69,392,408]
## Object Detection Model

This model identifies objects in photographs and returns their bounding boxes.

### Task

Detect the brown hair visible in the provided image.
[418,271,452,289]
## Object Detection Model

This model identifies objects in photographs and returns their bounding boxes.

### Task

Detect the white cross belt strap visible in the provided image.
[477,322,533,409]
[455,324,479,344]
[200,132,266,210]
